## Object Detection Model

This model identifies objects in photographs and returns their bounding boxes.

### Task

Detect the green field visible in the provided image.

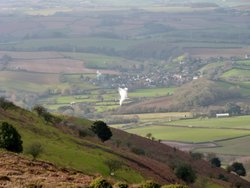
[221,68,250,79]
[121,115,250,155]
[235,60,250,66]
[195,136,250,155]
[170,116,250,129]
[0,37,136,51]
[126,125,250,142]
[129,87,175,98]
[62,52,141,70]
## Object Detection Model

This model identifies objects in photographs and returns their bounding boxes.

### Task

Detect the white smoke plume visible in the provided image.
[118,87,128,106]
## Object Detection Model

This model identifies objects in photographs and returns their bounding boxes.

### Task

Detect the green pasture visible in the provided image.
[239,82,250,88]
[64,73,96,83]
[199,61,225,73]
[95,105,119,113]
[116,112,192,122]
[221,68,250,79]
[195,136,250,156]
[170,116,250,129]
[62,52,140,70]
[0,71,70,93]
[43,95,97,104]
[129,87,175,98]
[235,60,250,66]
[126,125,250,142]
[216,80,250,96]
[0,37,136,51]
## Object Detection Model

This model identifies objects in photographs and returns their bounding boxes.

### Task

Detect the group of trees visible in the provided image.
[173,78,241,109]
[209,156,246,176]
[32,104,61,124]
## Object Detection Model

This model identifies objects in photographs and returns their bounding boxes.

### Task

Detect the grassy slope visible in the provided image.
[1,105,250,187]
[0,107,143,183]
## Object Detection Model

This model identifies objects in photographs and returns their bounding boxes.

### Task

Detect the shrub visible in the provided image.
[131,147,145,155]
[230,162,246,176]
[190,152,203,160]
[90,121,112,142]
[0,97,15,110]
[104,159,123,175]
[141,180,160,188]
[89,177,112,188]
[210,157,221,167]
[161,184,189,188]
[174,164,196,183]
[0,122,23,153]
[113,182,128,188]
[32,105,58,124]
[26,142,43,160]
[217,174,228,181]
[78,127,94,137]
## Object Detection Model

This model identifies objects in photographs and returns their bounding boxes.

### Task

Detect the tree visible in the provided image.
[90,121,112,142]
[0,97,15,110]
[32,104,47,116]
[0,122,23,153]
[174,164,196,183]
[146,133,152,139]
[230,162,246,176]
[32,104,58,124]
[210,157,221,167]
[104,159,123,175]
[225,103,241,115]
[26,142,43,160]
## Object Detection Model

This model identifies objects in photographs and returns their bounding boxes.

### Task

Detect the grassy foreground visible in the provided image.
[0,107,143,183]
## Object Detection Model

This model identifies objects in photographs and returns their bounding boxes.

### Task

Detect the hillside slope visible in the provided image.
[0,150,92,188]
[0,103,249,187]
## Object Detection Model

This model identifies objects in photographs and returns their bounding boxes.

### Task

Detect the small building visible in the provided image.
[216,113,229,118]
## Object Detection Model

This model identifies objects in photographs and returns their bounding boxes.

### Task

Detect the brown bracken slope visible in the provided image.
[0,151,93,188]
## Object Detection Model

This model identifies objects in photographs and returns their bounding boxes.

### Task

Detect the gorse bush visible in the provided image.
[131,147,145,156]
[141,180,161,188]
[161,184,189,188]
[89,177,112,188]
[174,164,196,183]
[113,182,128,188]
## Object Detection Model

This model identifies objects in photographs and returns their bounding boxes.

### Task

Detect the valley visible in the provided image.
[0,0,250,187]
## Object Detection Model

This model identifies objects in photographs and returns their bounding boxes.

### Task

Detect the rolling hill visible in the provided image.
[0,100,250,187]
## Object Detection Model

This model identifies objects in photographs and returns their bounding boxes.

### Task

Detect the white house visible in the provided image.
[216,113,229,118]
